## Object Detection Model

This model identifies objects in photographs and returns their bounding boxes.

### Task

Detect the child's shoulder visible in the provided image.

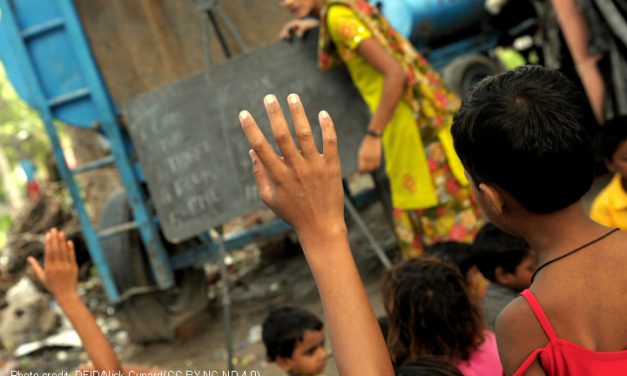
[495,296,542,340]
[603,231,627,259]
[495,295,548,373]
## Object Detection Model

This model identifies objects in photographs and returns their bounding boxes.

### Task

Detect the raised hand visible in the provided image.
[28,228,78,301]
[240,94,394,376]
[30,228,122,373]
[239,94,346,241]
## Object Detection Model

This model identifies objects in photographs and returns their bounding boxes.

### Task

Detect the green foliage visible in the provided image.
[0,63,51,172]
[0,215,10,248]
[0,215,11,230]
[495,47,527,70]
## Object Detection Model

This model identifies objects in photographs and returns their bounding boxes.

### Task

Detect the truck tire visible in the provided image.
[442,54,505,96]
[99,190,208,343]
[99,190,150,291]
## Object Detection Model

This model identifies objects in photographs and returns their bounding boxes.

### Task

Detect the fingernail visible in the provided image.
[239,110,249,120]
[248,149,257,163]
[288,93,299,104]
[320,110,329,119]
[264,94,276,104]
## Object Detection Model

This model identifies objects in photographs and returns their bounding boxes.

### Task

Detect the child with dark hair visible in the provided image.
[425,241,486,301]
[381,257,501,374]
[472,223,536,329]
[396,356,463,376]
[262,307,327,375]
[590,116,627,230]
[451,66,627,374]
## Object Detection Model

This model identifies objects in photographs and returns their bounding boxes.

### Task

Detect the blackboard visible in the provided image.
[124,30,371,242]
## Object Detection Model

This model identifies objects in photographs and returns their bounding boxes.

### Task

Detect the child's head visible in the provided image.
[262,307,327,375]
[599,116,627,178]
[396,356,463,376]
[425,242,483,300]
[451,66,594,231]
[473,223,536,292]
[381,257,484,365]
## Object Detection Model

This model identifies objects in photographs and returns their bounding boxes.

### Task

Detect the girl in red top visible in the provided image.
[451,66,627,375]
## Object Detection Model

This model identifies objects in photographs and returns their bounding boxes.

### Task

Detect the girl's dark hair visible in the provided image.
[452,65,594,213]
[381,257,484,365]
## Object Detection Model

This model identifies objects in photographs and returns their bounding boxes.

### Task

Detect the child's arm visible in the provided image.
[239,94,394,376]
[28,229,123,374]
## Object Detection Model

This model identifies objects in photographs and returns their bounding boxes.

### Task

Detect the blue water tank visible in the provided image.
[377,0,487,43]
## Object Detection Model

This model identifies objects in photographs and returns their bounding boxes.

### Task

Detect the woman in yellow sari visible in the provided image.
[280,0,484,258]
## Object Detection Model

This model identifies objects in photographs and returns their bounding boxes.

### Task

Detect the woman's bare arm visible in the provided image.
[355,38,406,172]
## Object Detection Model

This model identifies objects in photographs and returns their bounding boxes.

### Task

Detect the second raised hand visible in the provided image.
[238,94,346,241]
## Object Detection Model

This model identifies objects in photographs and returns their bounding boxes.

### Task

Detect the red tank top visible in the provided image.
[513,289,627,375]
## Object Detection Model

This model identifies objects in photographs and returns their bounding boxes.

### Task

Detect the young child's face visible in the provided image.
[279,0,320,18]
[279,329,327,375]
[608,140,627,179]
[502,252,537,292]
[466,265,488,301]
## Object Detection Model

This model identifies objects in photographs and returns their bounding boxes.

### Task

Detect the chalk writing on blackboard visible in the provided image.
[125,29,371,242]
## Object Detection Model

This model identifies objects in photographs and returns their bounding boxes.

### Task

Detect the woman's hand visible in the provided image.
[239,94,346,241]
[28,228,78,302]
[279,18,320,40]
[358,135,382,173]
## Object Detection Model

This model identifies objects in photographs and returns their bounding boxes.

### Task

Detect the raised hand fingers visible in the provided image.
[45,228,59,263]
[240,109,285,177]
[288,94,319,158]
[319,111,339,165]
[58,231,69,263]
[67,240,77,266]
[27,256,45,283]
[264,95,301,164]
[249,150,273,204]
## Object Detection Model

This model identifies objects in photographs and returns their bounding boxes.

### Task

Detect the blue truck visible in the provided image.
[0,0,538,342]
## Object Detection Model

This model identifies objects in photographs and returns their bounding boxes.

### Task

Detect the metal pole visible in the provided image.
[214,226,234,372]
[343,196,392,269]
[214,3,249,52]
